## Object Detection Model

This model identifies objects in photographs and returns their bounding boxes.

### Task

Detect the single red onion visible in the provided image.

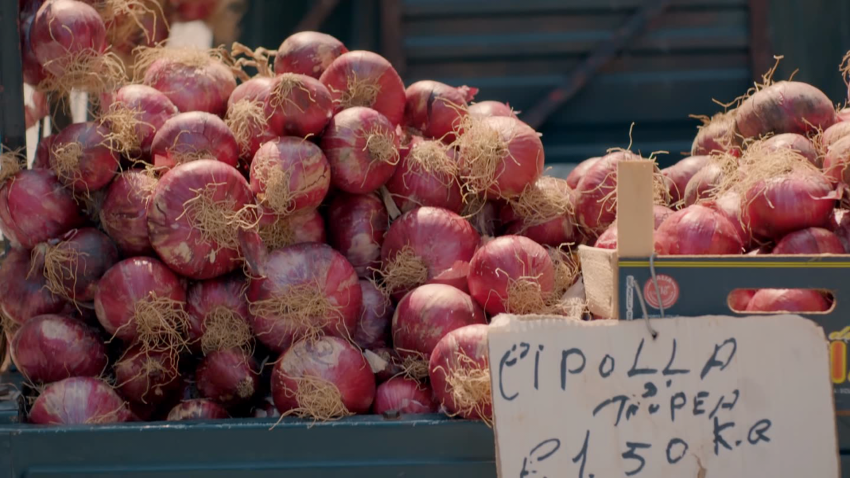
[321,107,400,194]
[573,150,644,234]
[683,161,727,207]
[245,242,362,354]
[186,274,251,355]
[691,110,741,156]
[429,324,491,421]
[11,314,107,383]
[151,112,240,170]
[736,81,836,138]
[148,160,255,280]
[196,348,259,408]
[380,207,480,298]
[258,209,326,252]
[742,172,835,239]
[275,31,348,79]
[102,84,178,160]
[99,170,157,256]
[320,50,406,125]
[250,137,331,219]
[0,170,84,249]
[468,101,515,119]
[746,289,831,313]
[354,280,394,349]
[772,227,844,254]
[114,345,181,405]
[31,0,107,78]
[468,235,555,315]
[404,81,477,142]
[31,227,119,303]
[728,289,756,312]
[49,122,119,193]
[374,377,437,415]
[655,205,743,255]
[822,122,850,151]
[225,77,278,161]
[139,47,236,116]
[501,176,576,247]
[762,133,819,167]
[594,205,674,250]
[662,155,710,205]
[566,156,601,189]
[272,336,375,419]
[0,248,66,325]
[384,137,463,213]
[268,73,334,138]
[327,193,389,277]
[167,399,230,421]
[29,377,133,425]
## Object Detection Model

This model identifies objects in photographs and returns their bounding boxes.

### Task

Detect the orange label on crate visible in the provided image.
[643,274,679,310]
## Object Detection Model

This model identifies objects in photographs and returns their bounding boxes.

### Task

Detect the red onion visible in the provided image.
[196,348,259,408]
[49,122,119,193]
[109,3,168,60]
[468,235,555,315]
[268,73,334,138]
[258,209,326,252]
[354,280,394,349]
[728,289,756,312]
[250,137,331,218]
[151,112,239,170]
[384,137,463,213]
[148,160,255,279]
[468,101,515,119]
[327,192,389,277]
[455,115,544,199]
[839,108,850,122]
[393,284,486,378]
[114,345,180,405]
[32,227,119,303]
[736,81,836,139]
[502,176,576,247]
[573,150,645,235]
[367,347,403,383]
[321,107,400,194]
[691,110,741,156]
[99,170,157,256]
[762,133,819,167]
[655,205,743,255]
[428,324,491,421]
[225,77,279,161]
[186,274,251,355]
[32,134,55,169]
[742,172,835,240]
[464,199,501,237]
[374,377,437,415]
[0,248,66,325]
[246,242,362,354]
[137,47,236,117]
[272,336,375,419]
[703,191,750,246]
[662,155,709,205]
[102,84,177,161]
[275,31,348,79]
[167,399,229,421]
[822,122,850,151]
[772,227,844,254]
[404,81,477,142]
[683,161,727,207]
[594,205,674,250]
[380,207,480,298]
[94,257,188,348]
[566,156,601,189]
[320,50,406,125]
[824,135,850,186]
[30,377,133,425]
[11,314,107,383]
[746,289,831,313]
[20,4,51,86]
[0,170,84,249]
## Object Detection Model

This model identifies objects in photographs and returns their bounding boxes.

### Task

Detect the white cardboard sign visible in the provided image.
[488,315,839,478]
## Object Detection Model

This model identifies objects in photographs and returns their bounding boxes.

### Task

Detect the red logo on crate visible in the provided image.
[644,274,679,310]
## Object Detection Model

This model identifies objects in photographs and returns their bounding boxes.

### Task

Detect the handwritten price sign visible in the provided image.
[488,314,839,478]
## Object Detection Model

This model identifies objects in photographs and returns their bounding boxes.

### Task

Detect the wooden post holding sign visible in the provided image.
[488,314,839,477]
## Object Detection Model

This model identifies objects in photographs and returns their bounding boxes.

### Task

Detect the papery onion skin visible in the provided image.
[655,205,743,255]
[428,324,491,421]
[29,377,134,425]
[0,248,67,325]
[275,31,348,79]
[746,289,830,313]
[319,50,406,125]
[167,399,230,421]
[100,171,158,256]
[373,377,437,415]
[151,112,240,170]
[327,193,389,278]
[772,227,844,254]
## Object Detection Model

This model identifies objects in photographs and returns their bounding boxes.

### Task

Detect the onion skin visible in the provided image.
[33,227,119,303]
[573,150,642,235]
[833,210,850,253]
[0,248,66,325]
[20,5,51,86]
[824,136,850,186]
[321,107,400,194]
[196,348,259,408]
[0,170,84,249]
[683,162,724,207]
[505,216,576,248]
[354,280,394,349]
[762,133,819,167]
[32,0,106,77]
[147,160,255,280]
[746,289,830,313]
[594,205,674,249]
[246,243,362,354]
[250,137,331,218]
[11,314,107,384]
[772,227,844,254]
[702,192,751,247]
[151,112,240,170]
[742,173,836,240]
[33,134,55,169]
[691,111,740,156]
[381,207,480,297]
[468,101,514,119]
[269,74,334,138]
[99,171,157,256]
[50,122,119,193]
[143,55,236,117]
[29,377,133,425]
[404,81,477,142]
[468,235,555,315]
[275,31,348,79]
[320,50,406,125]
[728,289,756,312]
[114,345,181,406]
[327,193,389,277]
[822,122,850,151]
[736,81,836,139]
[226,77,279,161]
[662,156,709,205]
[259,209,326,251]
[167,399,230,421]
[369,347,403,383]
[384,137,463,213]
[108,85,178,159]
[429,324,490,421]
[374,377,437,415]
[655,205,743,255]
[185,274,250,352]
[393,284,486,360]
[94,257,186,342]
[566,156,601,189]
[272,336,376,416]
